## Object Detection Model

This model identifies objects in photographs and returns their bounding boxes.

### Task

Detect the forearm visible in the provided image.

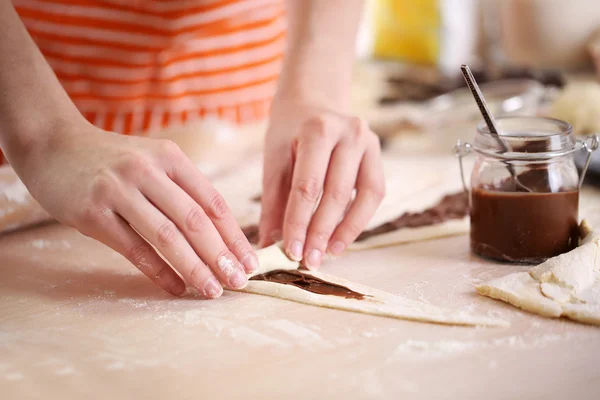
[275,0,364,111]
[0,0,84,164]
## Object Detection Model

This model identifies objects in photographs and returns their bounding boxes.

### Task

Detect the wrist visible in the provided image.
[274,61,353,115]
[275,0,361,113]
[1,112,87,170]
[274,84,351,114]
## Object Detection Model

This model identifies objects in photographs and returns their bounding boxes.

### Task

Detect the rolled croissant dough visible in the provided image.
[476,222,600,326]
[232,244,508,327]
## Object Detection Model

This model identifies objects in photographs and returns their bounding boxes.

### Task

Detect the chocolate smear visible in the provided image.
[250,269,367,300]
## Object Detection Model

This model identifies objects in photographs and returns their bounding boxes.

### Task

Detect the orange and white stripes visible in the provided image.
[12,0,287,136]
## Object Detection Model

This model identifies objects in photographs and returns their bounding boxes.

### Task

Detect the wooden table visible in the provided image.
[2,163,600,399]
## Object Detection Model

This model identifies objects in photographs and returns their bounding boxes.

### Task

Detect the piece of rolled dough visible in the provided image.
[231,244,508,327]
[476,221,600,325]
[348,217,469,251]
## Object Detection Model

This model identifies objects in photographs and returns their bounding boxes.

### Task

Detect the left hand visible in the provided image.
[259,101,385,269]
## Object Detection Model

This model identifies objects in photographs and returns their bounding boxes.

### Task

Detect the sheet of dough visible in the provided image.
[476,225,600,325]
[232,244,508,327]
[346,156,471,249]
[349,218,469,251]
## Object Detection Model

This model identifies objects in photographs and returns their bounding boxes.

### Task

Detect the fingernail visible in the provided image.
[170,279,186,296]
[242,252,259,273]
[287,240,304,261]
[203,277,222,298]
[217,254,247,288]
[328,241,346,257]
[305,249,322,270]
[229,269,248,289]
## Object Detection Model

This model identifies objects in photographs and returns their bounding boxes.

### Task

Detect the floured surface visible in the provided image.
[2,224,600,400]
[2,123,600,399]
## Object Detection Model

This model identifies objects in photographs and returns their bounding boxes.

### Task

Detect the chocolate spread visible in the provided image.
[356,191,468,242]
[250,269,367,300]
[241,192,468,245]
[242,191,469,245]
[470,168,579,263]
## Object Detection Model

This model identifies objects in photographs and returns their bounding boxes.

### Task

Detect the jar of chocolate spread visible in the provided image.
[455,116,599,263]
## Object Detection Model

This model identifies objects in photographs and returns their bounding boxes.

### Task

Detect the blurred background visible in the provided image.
[4,0,600,235]
[350,0,600,177]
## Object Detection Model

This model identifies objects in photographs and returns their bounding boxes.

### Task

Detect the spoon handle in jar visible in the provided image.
[460,65,532,192]
[460,65,509,152]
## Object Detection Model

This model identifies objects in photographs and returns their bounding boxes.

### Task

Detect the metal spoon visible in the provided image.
[460,64,532,192]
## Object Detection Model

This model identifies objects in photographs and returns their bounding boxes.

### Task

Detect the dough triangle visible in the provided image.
[231,244,508,327]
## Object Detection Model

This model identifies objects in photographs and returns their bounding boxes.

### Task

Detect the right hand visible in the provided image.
[15,123,258,298]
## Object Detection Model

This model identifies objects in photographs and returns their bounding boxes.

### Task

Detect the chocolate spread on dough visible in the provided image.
[250,269,367,300]
[356,191,468,242]
[242,191,468,245]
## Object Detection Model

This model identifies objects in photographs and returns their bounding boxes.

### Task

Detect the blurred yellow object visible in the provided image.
[372,0,440,64]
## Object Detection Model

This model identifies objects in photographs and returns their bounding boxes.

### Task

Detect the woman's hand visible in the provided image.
[17,124,257,298]
[259,101,385,269]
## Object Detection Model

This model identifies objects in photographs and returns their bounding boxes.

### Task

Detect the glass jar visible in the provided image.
[455,116,598,263]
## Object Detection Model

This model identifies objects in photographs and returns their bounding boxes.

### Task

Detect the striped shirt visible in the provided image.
[12,0,286,137]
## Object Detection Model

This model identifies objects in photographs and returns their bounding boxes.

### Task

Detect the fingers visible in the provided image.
[141,172,249,290]
[115,189,224,299]
[282,117,337,261]
[302,143,363,269]
[167,152,258,274]
[89,210,186,296]
[327,139,386,253]
[278,116,383,270]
